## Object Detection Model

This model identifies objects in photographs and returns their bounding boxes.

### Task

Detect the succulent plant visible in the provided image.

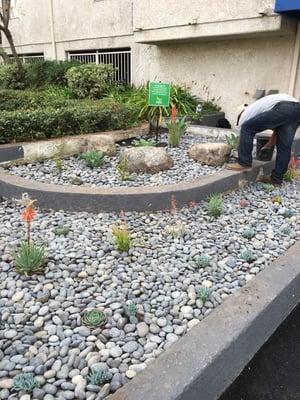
[14,241,46,276]
[239,198,250,208]
[112,225,131,252]
[282,209,294,218]
[54,226,71,236]
[87,368,110,385]
[13,373,39,393]
[54,158,64,173]
[81,150,105,169]
[123,301,137,323]
[81,309,107,328]
[280,225,292,236]
[242,228,256,240]
[132,138,156,147]
[198,287,212,303]
[271,196,282,204]
[205,193,223,218]
[117,155,131,181]
[261,183,274,193]
[241,249,256,263]
[194,254,210,268]
[225,133,239,151]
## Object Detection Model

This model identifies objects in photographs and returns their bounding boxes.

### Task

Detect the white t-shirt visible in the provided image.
[239,94,298,127]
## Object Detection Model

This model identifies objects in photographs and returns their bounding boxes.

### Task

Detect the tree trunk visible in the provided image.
[0,45,10,63]
[2,26,22,69]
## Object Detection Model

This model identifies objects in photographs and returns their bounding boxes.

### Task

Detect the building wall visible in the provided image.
[2,0,300,125]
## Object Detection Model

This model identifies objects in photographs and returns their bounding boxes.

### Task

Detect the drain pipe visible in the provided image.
[288,22,300,97]
[49,0,57,60]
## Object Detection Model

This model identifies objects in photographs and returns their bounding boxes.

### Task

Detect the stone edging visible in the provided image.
[109,241,300,400]
[0,160,274,212]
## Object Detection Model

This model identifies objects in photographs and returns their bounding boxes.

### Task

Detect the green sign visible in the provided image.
[148,81,171,107]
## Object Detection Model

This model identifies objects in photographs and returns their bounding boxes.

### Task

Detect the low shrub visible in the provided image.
[66,63,115,99]
[0,100,140,144]
[0,64,26,90]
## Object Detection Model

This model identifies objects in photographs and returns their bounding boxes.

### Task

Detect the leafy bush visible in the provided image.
[66,64,115,99]
[15,241,46,276]
[81,150,105,168]
[205,194,223,218]
[0,100,140,144]
[13,373,39,393]
[0,64,26,89]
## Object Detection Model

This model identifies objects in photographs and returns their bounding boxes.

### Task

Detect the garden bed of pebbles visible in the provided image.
[0,180,299,400]
[7,135,225,188]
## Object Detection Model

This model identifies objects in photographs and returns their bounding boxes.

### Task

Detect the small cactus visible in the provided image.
[242,228,256,240]
[123,301,137,323]
[194,254,210,268]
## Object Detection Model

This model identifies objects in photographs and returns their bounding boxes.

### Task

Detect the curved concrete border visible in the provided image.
[0,160,274,212]
[110,241,300,400]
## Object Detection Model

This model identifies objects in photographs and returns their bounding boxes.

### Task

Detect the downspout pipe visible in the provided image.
[289,22,300,97]
[49,0,57,60]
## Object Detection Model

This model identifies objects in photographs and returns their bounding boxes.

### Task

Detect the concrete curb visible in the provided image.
[0,160,274,212]
[109,241,300,400]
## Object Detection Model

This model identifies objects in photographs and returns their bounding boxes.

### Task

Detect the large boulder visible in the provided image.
[87,135,116,156]
[120,147,173,174]
[188,143,231,166]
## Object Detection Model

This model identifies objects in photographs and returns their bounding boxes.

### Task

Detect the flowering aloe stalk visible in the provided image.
[21,200,37,245]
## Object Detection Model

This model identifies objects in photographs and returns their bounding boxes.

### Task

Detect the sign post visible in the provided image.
[148,81,171,142]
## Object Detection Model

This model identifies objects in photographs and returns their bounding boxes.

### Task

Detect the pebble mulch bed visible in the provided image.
[0,180,299,400]
[7,135,224,188]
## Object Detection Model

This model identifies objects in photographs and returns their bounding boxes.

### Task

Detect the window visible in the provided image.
[68,48,131,84]
[10,53,44,63]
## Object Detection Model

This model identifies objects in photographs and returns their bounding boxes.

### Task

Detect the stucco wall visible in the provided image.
[133,35,298,125]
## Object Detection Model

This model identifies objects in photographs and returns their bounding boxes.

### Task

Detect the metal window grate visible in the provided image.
[68,49,131,84]
[9,53,44,64]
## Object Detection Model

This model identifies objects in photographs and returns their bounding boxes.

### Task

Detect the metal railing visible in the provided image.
[9,54,45,64]
[68,50,131,83]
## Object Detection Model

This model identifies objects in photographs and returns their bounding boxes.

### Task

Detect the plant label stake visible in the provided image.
[148,81,171,143]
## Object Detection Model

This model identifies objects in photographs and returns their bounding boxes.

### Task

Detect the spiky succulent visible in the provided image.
[242,228,256,240]
[205,193,223,218]
[13,373,39,393]
[198,287,212,303]
[14,241,46,276]
[81,309,107,328]
[87,368,110,385]
[194,254,210,268]
[54,226,71,236]
[241,249,256,263]
[123,302,137,323]
[280,225,292,236]
[261,183,274,193]
[81,150,105,168]
[225,133,239,151]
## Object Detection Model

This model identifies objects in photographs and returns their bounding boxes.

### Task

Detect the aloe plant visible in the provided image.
[81,309,107,328]
[225,133,239,151]
[87,368,110,385]
[198,287,212,303]
[81,150,105,168]
[167,117,187,147]
[242,228,256,240]
[194,254,210,268]
[15,241,46,276]
[241,249,256,263]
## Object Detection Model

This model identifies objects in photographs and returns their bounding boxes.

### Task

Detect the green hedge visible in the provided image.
[0,100,140,144]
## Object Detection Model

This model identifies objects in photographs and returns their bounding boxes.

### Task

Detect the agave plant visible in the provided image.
[242,228,256,240]
[81,309,107,328]
[225,133,239,151]
[123,301,137,323]
[194,254,210,268]
[87,368,110,385]
[13,373,39,393]
[198,287,212,303]
[15,241,46,276]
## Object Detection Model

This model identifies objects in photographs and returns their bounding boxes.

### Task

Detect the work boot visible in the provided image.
[226,163,252,172]
[258,175,281,186]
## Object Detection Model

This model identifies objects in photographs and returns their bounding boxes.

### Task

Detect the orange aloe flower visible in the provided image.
[171,105,177,123]
[21,205,36,223]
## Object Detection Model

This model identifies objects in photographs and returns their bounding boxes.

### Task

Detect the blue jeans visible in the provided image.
[239,101,300,183]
